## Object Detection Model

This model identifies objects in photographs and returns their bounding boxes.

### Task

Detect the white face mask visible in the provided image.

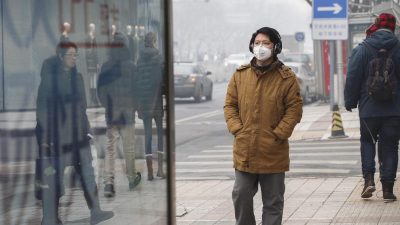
[253,45,272,61]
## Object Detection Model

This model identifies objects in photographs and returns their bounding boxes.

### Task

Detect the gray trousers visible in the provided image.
[232,170,285,225]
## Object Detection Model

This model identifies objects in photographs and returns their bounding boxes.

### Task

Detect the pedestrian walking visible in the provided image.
[344,13,400,202]
[35,41,113,225]
[224,27,303,225]
[137,32,166,181]
[97,32,141,197]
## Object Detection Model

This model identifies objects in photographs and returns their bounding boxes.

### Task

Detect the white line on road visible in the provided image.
[188,155,231,159]
[291,146,359,150]
[202,146,359,153]
[176,110,221,123]
[292,152,359,156]
[203,111,223,118]
[176,160,357,166]
[177,168,233,173]
[215,141,360,149]
[176,176,232,181]
[188,152,358,159]
[288,168,350,173]
[176,168,350,173]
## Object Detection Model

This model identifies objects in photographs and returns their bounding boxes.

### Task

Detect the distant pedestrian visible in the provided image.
[344,12,400,202]
[35,41,113,225]
[97,32,141,197]
[137,32,166,181]
[224,27,303,225]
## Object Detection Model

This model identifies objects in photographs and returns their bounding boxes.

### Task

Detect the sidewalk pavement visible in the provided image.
[176,175,400,225]
[175,103,400,225]
[2,103,400,225]
[289,102,360,141]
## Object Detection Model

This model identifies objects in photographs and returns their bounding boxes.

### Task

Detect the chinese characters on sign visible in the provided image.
[312,20,348,40]
[312,0,348,40]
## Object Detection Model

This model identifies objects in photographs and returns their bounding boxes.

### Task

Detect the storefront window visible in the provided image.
[0,0,174,224]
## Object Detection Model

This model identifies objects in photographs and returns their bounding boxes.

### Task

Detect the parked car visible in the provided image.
[174,62,213,102]
[282,52,314,71]
[223,53,253,81]
[284,62,316,103]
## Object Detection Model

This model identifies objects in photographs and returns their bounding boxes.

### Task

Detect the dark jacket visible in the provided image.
[97,50,137,125]
[36,56,91,166]
[136,47,164,118]
[344,30,400,118]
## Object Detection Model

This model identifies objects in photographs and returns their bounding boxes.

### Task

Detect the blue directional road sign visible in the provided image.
[312,0,348,40]
[313,0,347,19]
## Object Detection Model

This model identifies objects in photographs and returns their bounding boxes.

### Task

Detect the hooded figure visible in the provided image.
[345,12,400,202]
[97,32,141,197]
[136,32,166,181]
[366,13,396,37]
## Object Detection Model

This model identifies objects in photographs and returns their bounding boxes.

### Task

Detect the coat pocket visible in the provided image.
[233,132,250,163]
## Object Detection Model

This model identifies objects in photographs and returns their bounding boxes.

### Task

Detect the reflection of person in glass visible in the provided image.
[85,23,100,105]
[126,25,135,62]
[97,32,141,197]
[137,32,166,181]
[132,25,141,64]
[60,22,71,42]
[35,42,113,225]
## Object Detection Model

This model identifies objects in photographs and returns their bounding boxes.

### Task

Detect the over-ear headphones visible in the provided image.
[249,27,282,56]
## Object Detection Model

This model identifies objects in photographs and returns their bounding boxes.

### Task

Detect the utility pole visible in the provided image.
[336,40,344,107]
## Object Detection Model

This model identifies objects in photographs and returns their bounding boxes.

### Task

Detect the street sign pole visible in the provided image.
[329,41,336,110]
[312,0,348,110]
[336,40,344,107]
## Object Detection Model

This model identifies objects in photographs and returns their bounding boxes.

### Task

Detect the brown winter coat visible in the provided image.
[224,60,303,174]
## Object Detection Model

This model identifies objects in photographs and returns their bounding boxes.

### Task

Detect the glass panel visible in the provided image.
[0,1,172,225]
[0,1,3,111]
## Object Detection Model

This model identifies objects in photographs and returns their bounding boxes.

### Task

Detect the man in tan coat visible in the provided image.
[224,27,303,225]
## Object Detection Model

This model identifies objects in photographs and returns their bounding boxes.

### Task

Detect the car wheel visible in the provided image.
[206,85,213,101]
[194,86,203,102]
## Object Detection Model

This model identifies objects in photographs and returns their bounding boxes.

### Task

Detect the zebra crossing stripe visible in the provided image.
[176,110,221,123]
[289,168,350,173]
[177,141,360,176]
[177,168,233,173]
[202,146,359,153]
[176,168,350,173]
[188,152,358,159]
[176,160,357,165]
[215,141,360,149]
[176,176,232,181]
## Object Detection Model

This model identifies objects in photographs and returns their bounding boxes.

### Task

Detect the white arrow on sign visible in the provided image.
[317,3,342,14]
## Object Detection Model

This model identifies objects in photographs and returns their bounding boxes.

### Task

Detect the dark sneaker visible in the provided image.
[361,175,375,199]
[361,185,376,198]
[383,192,397,203]
[104,184,115,198]
[129,172,141,191]
[90,209,114,225]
